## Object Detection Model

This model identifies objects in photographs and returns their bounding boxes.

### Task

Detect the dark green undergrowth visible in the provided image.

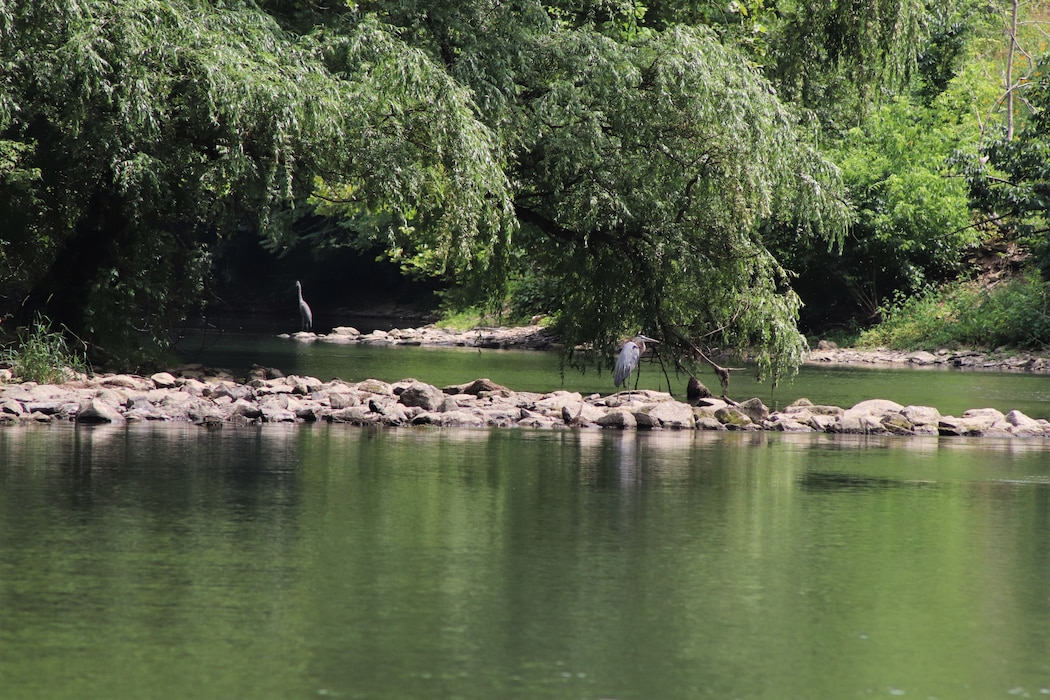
[858,272,1050,350]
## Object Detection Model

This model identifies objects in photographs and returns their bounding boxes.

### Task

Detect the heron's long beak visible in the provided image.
[639,335,659,343]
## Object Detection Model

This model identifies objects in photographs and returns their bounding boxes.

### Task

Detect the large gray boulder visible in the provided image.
[638,401,696,429]
[396,381,445,411]
[76,398,125,424]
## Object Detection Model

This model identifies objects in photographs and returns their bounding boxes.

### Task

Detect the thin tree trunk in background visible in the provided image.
[1006,0,1019,140]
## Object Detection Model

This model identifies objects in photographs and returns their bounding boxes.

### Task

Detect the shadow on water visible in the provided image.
[797,470,940,492]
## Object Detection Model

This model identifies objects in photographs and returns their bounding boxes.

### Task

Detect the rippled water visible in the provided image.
[2,424,1049,699]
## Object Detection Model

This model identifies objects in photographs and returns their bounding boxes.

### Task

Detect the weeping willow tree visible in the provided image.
[502,25,850,384]
[3,0,863,380]
[0,1,513,365]
[766,0,927,124]
[0,0,349,363]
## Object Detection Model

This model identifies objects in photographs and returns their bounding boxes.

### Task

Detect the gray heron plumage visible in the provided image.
[614,334,658,389]
[296,280,313,331]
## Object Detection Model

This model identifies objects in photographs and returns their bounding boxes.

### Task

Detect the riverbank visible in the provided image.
[1,366,1048,438]
[284,323,1050,372]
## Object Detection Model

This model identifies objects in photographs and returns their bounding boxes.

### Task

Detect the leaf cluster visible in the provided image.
[859,273,1050,350]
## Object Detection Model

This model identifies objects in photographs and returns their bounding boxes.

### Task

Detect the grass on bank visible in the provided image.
[858,272,1050,351]
[1,314,90,384]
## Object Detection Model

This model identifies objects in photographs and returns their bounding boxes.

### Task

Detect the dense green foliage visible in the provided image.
[775,88,983,326]
[0,0,353,363]
[965,50,1050,274]
[859,273,1050,350]
[1,0,1045,376]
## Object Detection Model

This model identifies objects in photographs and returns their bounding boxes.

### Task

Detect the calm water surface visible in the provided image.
[2,424,1049,699]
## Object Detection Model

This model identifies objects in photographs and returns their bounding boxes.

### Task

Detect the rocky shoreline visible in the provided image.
[0,367,1047,438]
[279,323,561,350]
[2,325,1049,437]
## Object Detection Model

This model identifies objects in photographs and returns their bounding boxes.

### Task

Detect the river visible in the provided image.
[1,337,1049,699]
[183,331,1050,419]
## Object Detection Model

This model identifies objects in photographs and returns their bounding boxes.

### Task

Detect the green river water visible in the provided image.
[1,339,1049,699]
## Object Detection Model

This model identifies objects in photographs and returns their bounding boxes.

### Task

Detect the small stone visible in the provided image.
[151,372,177,388]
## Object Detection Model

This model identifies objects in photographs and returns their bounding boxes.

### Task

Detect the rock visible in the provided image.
[453,378,512,396]
[696,397,730,411]
[412,409,486,427]
[937,416,978,437]
[632,410,661,429]
[638,401,696,429]
[1004,410,1045,436]
[260,404,296,422]
[231,399,263,419]
[151,372,177,388]
[328,393,359,409]
[907,351,938,365]
[901,405,941,428]
[737,397,770,424]
[329,406,380,425]
[4,359,1050,438]
[596,410,637,429]
[95,388,126,408]
[764,414,814,432]
[961,407,1005,430]
[99,374,152,391]
[179,378,209,396]
[76,398,125,424]
[23,401,66,416]
[289,375,324,395]
[695,416,727,431]
[829,399,904,434]
[210,383,253,402]
[782,401,844,431]
[714,406,753,429]
[397,381,445,411]
[849,398,905,415]
[880,412,914,435]
[356,379,393,395]
[1,398,25,416]
[518,414,560,429]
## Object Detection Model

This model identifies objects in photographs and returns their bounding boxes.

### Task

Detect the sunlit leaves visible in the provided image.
[309,16,514,280]
[511,24,850,380]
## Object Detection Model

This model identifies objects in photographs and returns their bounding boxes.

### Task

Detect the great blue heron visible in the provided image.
[296,280,313,331]
[614,334,658,389]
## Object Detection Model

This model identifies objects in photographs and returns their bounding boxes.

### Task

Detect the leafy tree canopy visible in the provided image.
[302,8,851,382]
[3,0,978,384]
[966,51,1050,274]
[0,0,509,365]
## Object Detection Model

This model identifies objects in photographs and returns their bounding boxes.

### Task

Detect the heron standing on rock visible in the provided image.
[614,334,659,389]
[296,280,313,331]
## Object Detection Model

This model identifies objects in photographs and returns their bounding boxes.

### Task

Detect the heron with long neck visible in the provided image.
[614,334,658,389]
[296,280,313,331]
